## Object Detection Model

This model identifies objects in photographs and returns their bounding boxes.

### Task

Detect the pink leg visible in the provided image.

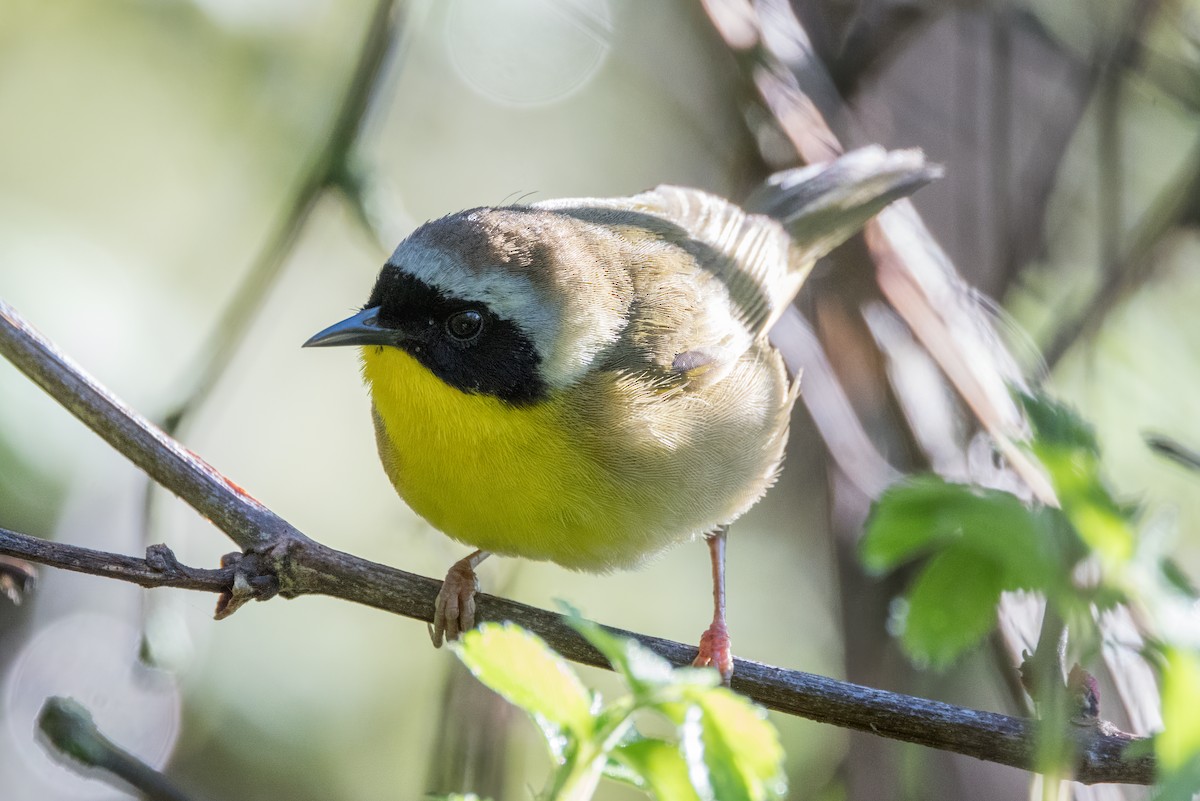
[692,527,733,684]
[430,550,490,647]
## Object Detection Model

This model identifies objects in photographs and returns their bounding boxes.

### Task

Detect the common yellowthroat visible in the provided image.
[305,146,936,681]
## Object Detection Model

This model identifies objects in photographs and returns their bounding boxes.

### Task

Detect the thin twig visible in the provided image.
[0,297,1157,784]
[0,529,230,592]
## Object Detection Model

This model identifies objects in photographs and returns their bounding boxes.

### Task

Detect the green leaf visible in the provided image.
[1019,391,1136,568]
[861,476,964,569]
[1158,648,1200,771]
[609,737,704,801]
[896,547,1009,669]
[864,476,1077,589]
[1064,496,1135,567]
[675,690,788,801]
[863,475,1103,668]
[454,623,594,740]
[696,690,786,801]
[865,478,1048,572]
[1018,391,1100,455]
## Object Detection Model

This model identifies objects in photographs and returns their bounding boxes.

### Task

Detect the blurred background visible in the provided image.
[0,0,1197,799]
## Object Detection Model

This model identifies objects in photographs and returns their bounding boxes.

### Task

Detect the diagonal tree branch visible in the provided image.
[0,298,1155,785]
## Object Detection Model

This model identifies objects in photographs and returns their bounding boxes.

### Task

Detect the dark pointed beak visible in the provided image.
[303,306,396,348]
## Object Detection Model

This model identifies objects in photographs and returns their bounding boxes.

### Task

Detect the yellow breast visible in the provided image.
[361,346,661,571]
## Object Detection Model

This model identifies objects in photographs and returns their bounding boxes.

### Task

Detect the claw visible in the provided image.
[430,551,488,647]
[693,619,734,686]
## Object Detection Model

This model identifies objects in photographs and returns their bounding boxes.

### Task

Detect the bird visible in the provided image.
[304,146,937,682]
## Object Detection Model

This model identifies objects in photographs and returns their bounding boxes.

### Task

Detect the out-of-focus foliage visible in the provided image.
[1157,648,1200,800]
[863,475,1083,669]
[864,391,1200,791]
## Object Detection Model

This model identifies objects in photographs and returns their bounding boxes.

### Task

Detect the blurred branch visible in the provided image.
[1037,0,1173,371]
[161,0,404,432]
[1145,433,1200,473]
[38,697,198,801]
[1041,139,1200,370]
[0,298,1158,785]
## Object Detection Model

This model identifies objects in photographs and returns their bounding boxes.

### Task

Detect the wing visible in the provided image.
[534,188,797,389]
[531,146,938,387]
[537,186,800,344]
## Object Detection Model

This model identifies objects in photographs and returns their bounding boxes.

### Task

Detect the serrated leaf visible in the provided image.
[1159,648,1200,771]
[698,712,751,801]
[863,477,1074,589]
[610,737,704,801]
[897,547,1009,669]
[696,690,786,801]
[454,624,593,739]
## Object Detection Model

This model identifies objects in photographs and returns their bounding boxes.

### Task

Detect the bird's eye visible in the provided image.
[445,309,484,342]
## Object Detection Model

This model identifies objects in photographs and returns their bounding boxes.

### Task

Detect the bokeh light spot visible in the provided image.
[445,0,614,107]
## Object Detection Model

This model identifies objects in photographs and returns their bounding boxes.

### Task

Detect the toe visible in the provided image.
[431,557,483,647]
[459,589,476,634]
[693,624,734,685]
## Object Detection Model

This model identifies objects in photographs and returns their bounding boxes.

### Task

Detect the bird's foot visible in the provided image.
[429,556,481,648]
[692,619,734,686]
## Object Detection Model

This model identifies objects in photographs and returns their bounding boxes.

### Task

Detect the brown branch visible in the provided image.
[0,530,229,593]
[0,298,1156,785]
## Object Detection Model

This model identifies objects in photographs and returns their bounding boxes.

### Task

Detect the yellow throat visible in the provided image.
[361,345,650,571]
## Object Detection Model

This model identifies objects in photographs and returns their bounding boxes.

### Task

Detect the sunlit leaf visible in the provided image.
[679,704,715,801]
[695,689,786,801]
[610,737,704,801]
[454,624,594,739]
[1159,648,1200,771]
[1067,500,1135,566]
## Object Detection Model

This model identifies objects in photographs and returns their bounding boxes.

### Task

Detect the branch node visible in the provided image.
[144,544,184,577]
[214,551,280,620]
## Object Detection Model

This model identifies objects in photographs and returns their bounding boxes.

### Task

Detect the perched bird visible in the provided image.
[305,147,936,682]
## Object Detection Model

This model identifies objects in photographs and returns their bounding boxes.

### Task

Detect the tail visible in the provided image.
[746,146,942,266]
